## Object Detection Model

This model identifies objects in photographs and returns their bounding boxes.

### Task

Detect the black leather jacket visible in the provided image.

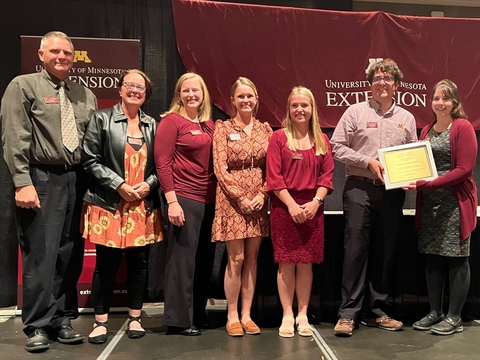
[82,102,160,211]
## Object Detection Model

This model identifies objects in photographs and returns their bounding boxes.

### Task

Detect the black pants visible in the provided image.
[163,196,216,328]
[91,244,150,314]
[338,178,405,321]
[17,165,85,335]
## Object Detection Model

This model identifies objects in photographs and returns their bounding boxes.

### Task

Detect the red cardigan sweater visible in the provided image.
[415,118,478,241]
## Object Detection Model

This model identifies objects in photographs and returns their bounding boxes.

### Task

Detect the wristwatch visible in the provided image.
[313,196,324,204]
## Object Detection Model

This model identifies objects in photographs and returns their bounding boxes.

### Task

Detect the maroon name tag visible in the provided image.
[128,137,143,145]
[292,152,303,160]
[366,122,378,128]
[44,97,59,104]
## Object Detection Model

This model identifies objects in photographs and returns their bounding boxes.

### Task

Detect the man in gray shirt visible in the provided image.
[1,31,97,352]
[330,59,417,337]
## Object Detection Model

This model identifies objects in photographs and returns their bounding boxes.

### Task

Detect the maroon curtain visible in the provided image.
[173,0,480,129]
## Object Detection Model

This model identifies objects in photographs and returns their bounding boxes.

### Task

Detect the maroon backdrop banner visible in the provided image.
[20,36,139,308]
[21,36,139,109]
[172,0,480,129]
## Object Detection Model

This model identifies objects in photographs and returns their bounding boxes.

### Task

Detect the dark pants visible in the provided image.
[91,244,150,314]
[338,178,405,321]
[163,196,216,328]
[424,254,470,319]
[17,165,85,335]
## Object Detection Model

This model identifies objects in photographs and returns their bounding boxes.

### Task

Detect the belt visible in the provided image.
[347,175,384,186]
[33,164,79,173]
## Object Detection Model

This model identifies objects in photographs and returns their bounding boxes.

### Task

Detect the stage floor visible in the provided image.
[1,307,480,360]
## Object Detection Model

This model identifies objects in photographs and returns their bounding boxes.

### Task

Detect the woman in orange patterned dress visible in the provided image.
[212,77,272,336]
[81,70,163,344]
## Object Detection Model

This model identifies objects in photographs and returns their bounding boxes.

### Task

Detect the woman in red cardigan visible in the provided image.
[403,79,477,335]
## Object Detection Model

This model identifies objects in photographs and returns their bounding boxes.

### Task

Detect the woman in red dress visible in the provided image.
[266,87,334,337]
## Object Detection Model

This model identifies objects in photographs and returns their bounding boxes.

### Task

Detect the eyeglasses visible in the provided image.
[372,76,394,84]
[122,82,147,93]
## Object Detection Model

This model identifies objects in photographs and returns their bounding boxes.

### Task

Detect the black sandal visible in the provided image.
[127,316,145,339]
[88,320,108,344]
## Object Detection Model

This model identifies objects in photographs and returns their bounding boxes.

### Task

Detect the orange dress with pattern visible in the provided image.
[83,141,163,248]
[212,119,272,241]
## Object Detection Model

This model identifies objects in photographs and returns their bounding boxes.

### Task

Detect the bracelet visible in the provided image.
[167,200,178,205]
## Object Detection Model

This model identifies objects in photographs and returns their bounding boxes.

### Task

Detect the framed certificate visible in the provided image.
[378,141,438,190]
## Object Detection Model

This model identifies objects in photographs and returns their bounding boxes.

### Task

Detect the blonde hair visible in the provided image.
[162,72,212,122]
[230,77,259,117]
[282,86,327,156]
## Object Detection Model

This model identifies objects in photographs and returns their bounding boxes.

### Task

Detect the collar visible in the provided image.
[112,102,154,125]
[41,69,71,90]
[368,97,396,117]
[230,117,257,131]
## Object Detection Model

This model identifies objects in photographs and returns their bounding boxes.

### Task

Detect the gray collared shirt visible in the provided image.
[1,69,97,187]
[330,98,418,179]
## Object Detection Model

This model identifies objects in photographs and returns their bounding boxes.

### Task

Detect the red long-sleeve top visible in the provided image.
[154,113,216,203]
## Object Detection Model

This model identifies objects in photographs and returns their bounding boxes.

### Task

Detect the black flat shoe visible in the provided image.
[88,321,108,344]
[167,326,201,336]
[25,328,49,353]
[56,324,85,344]
[126,316,146,339]
[413,313,445,331]
[431,317,463,335]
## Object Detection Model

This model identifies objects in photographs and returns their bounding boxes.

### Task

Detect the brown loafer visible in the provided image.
[226,322,244,337]
[241,320,261,335]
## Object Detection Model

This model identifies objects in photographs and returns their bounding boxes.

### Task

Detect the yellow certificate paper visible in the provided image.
[378,141,438,190]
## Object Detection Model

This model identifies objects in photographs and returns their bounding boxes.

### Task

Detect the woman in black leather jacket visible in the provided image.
[81,69,163,344]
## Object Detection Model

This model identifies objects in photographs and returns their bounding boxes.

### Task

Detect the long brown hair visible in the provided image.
[431,79,467,120]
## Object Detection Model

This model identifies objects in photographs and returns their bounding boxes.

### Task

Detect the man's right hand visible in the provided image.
[15,185,41,208]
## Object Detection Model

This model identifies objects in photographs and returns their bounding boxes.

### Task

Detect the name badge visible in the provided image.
[128,137,143,145]
[292,152,303,160]
[44,97,59,104]
[190,129,202,135]
[366,122,378,128]
[229,133,241,141]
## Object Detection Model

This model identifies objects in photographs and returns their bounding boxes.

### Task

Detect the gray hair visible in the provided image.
[40,31,74,52]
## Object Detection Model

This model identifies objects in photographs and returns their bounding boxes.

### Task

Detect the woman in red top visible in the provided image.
[154,73,216,336]
[267,87,334,337]
[403,79,477,335]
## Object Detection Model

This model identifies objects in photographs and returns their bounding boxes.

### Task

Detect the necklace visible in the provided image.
[433,121,452,133]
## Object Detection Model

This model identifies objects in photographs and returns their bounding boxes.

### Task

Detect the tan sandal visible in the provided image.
[296,314,313,337]
[279,315,295,338]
